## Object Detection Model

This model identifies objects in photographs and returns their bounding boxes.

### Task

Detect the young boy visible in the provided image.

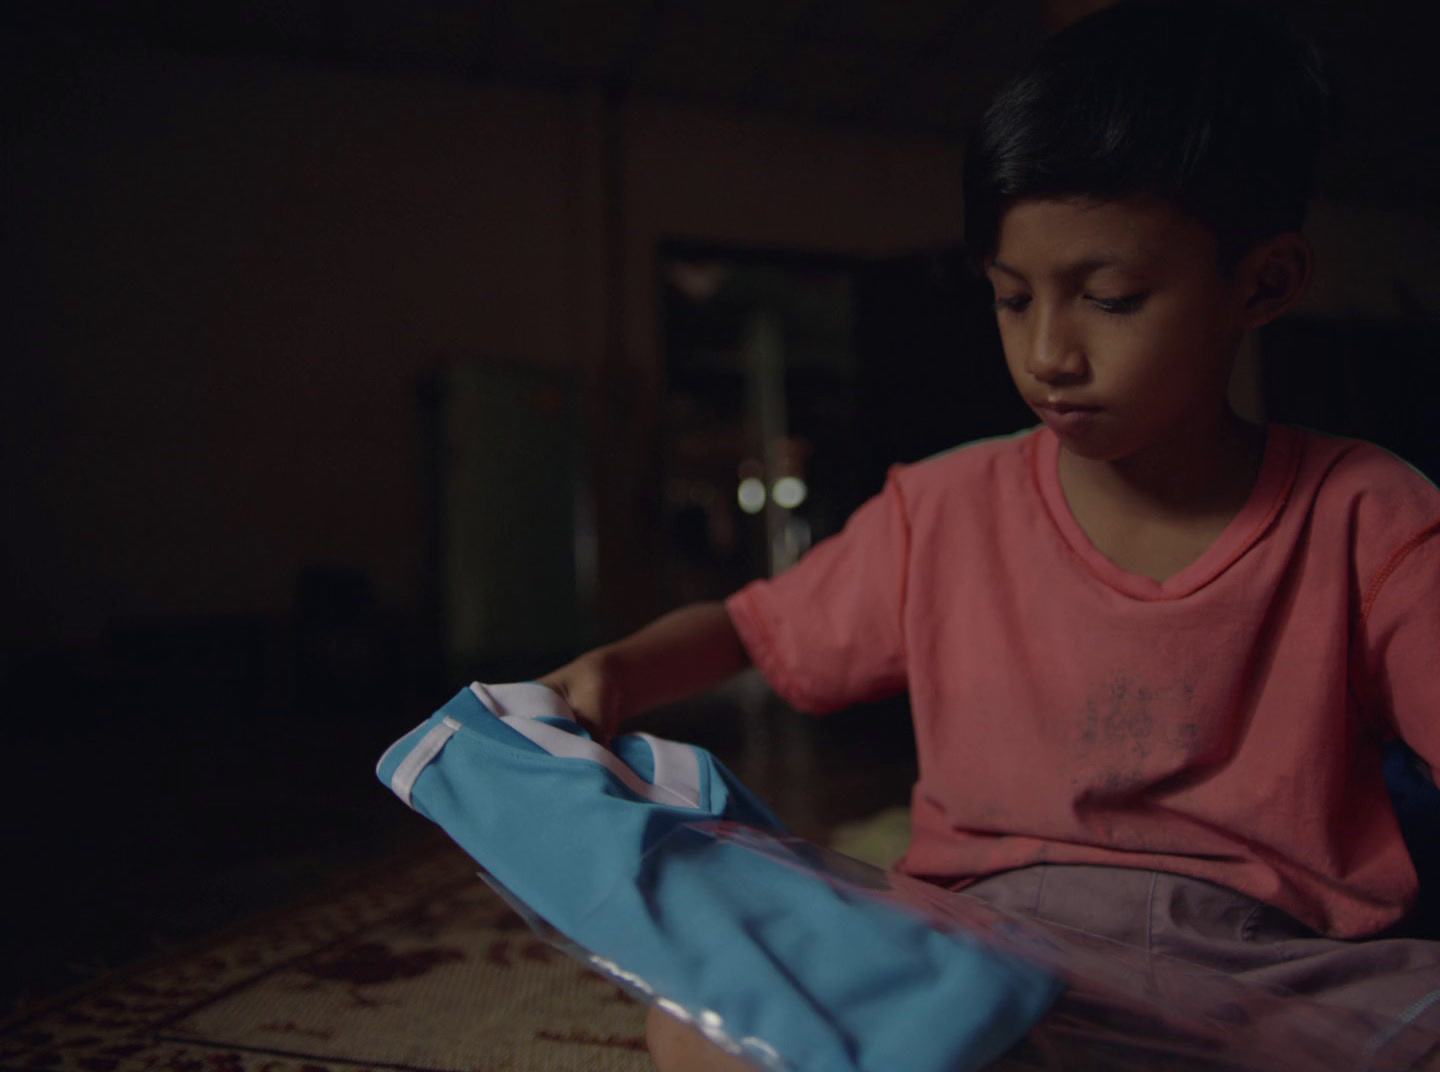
[542,2,1440,1068]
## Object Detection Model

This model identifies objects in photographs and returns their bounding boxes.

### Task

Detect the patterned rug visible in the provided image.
[1,835,650,1072]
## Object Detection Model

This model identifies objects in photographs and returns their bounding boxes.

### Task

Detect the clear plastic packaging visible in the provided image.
[480,819,1439,1071]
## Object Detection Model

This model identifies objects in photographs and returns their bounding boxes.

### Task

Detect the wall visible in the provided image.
[1301,200,1440,320]
[0,45,966,660]
[8,40,1434,665]
[2,48,596,656]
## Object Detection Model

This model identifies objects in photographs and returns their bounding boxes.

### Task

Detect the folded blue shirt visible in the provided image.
[377,682,1062,1071]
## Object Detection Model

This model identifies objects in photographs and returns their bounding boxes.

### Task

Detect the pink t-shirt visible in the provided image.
[726,424,1440,939]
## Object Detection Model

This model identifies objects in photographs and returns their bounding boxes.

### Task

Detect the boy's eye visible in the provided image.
[1087,293,1147,314]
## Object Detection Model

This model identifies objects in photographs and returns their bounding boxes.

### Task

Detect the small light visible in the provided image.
[772,476,807,509]
[737,477,767,514]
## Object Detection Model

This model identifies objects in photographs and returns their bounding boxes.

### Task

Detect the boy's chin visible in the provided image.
[1057,442,1125,464]
[1047,424,1118,458]
[1052,429,1147,466]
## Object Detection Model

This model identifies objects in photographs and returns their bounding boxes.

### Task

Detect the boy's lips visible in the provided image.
[1032,400,1103,433]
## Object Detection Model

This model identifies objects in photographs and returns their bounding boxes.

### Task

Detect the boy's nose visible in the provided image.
[1026,327,1088,385]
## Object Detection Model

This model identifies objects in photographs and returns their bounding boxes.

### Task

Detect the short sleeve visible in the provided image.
[1360,520,1440,780]
[725,471,910,714]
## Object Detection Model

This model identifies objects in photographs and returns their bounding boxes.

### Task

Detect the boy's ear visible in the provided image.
[1237,233,1313,330]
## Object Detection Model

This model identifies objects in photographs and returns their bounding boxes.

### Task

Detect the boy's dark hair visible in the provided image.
[964,0,1338,272]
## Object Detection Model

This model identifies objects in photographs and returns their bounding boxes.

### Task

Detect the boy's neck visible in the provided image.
[1058,410,1267,525]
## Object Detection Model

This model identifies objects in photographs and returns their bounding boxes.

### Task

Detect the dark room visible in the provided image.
[4,1,1440,1069]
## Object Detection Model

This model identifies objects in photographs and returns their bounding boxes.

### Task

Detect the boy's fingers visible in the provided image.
[537,674,612,744]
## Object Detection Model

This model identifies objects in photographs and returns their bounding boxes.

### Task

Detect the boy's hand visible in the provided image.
[538,648,624,744]
[537,602,750,746]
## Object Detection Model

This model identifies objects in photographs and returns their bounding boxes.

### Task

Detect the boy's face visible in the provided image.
[985,196,1249,463]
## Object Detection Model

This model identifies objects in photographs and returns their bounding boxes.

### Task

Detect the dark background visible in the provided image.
[4,0,1439,1012]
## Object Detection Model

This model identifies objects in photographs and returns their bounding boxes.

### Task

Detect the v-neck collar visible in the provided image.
[1031,423,1300,600]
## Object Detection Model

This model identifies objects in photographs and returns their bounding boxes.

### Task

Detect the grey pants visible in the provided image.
[959,865,1440,1070]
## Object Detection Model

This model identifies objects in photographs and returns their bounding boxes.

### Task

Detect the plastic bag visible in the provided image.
[378,683,1059,1071]
[379,683,1438,1070]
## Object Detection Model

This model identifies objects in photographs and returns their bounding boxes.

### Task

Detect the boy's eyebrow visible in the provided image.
[986,256,1127,282]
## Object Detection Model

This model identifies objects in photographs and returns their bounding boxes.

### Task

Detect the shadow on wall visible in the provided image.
[1259,316,1440,482]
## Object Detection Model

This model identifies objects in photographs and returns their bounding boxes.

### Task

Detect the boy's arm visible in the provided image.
[538,601,750,741]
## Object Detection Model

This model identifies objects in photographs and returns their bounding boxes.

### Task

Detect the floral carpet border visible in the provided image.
[0,836,480,1072]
